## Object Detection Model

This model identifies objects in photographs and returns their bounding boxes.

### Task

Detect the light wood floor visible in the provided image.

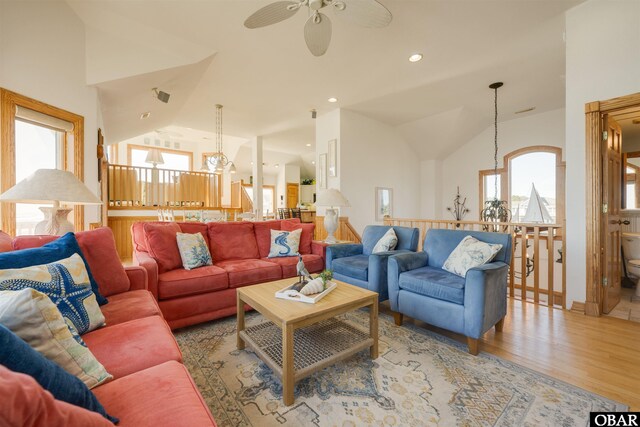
[380,298,640,410]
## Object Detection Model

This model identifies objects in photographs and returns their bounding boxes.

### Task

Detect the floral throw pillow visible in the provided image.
[372,228,398,254]
[268,229,302,258]
[0,253,105,335]
[176,233,213,270]
[442,235,503,277]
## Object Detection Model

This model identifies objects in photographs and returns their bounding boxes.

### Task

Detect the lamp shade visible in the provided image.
[0,169,102,205]
[315,188,350,208]
[145,149,164,165]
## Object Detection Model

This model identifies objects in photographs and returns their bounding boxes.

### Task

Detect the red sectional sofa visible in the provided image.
[0,228,217,427]
[132,219,327,329]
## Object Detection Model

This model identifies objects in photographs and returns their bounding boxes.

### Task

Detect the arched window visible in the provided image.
[479,146,565,224]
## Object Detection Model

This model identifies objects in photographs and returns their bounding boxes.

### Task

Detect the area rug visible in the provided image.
[174,310,627,426]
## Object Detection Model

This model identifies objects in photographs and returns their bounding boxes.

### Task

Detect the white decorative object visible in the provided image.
[268,229,302,258]
[145,148,164,167]
[443,235,503,277]
[316,188,350,243]
[318,153,327,190]
[328,139,337,177]
[0,169,101,235]
[299,277,325,295]
[372,228,398,253]
[275,280,337,304]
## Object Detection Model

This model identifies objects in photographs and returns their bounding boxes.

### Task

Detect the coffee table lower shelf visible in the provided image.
[239,318,373,383]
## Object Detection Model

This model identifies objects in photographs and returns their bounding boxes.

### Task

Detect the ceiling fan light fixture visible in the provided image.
[408,53,423,63]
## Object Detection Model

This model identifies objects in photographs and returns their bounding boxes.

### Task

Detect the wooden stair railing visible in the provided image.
[240,185,254,213]
[313,216,361,243]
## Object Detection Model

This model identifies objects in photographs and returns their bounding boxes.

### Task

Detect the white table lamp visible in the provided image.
[315,188,350,244]
[145,149,164,167]
[0,169,102,235]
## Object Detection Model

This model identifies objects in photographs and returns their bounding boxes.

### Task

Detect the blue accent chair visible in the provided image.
[326,225,419,301]
[388,229,512,355]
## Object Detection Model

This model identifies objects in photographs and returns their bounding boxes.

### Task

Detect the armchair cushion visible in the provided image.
[325,244,363,270]
[398,266,465,305]
[331,254,369,282]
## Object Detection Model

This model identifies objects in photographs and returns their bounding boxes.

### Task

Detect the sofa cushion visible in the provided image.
[4,233,108,305]
[82,316,182,379]
[0,289,111,389]
[75,227,131,297]
[264,254,324,278]
[99,290,161,326]
[331,254,369,282]
[208,222,260,261]
[0,324,118,423]
[215,259,282,288]
[144,222,182,273]
[399,266,465,305]
[158,266,229,300]
[253,220,283,258]
[281,220,314,254]
[93,361,217,427]
[0,365,113,427]
[131,222,148,253]
[268,229,302,258]
[0,253,106,335]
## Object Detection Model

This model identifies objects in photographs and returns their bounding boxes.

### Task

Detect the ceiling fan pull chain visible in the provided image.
[313,12,322,24]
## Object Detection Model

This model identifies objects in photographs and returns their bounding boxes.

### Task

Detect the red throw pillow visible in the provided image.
[143,222,182,273]
[0,365,112,427]
[75,227,131,297]
[281,220,315,254]
[207,222,260,261]
[253,220,283,258]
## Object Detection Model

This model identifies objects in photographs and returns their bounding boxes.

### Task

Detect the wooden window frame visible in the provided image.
[478,145,566,224]
[126,144,193,171]
[243,183,276,214]
[0,89,85,235]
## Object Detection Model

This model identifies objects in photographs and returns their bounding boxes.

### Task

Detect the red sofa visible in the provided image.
[132,219,327,329]
[0,227,216,427]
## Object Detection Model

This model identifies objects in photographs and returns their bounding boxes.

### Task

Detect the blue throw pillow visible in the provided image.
[0,233,107,305]
[0,324,118,423]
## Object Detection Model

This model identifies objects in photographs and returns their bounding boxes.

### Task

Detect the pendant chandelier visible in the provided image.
[203,104,235,174]
[481,82,511,226]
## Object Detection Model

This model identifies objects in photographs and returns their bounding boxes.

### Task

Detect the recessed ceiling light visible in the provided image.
[306,143,311,147]
[328,97,338,103]
[275,164,280,168]
[408,53,423,63]
[312,161,316,165]
[140,112,151,119]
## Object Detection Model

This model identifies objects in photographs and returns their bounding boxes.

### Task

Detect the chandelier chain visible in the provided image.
[493,86,498,200]
[216,104,223,153]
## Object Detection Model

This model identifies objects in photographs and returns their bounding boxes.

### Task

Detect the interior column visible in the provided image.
[251,136,264,220]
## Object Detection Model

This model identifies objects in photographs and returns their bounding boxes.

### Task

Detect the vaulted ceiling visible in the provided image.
[67,0,581,162]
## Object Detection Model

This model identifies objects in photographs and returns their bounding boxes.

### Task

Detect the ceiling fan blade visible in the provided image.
[304,12,332,56]
[244,1,300,29]
[333,0,392,28]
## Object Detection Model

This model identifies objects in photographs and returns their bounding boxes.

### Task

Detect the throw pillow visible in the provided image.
[0,232,108,306]
[281,220,315,254]
[0,253,106,335]
[143,222,183,273]
[442,235,503,277]
[0,365,113,427]
[0,288,112,389]
[176,232,213,270]
[0,324,118,423]
[372,228,398,253]
[268,229,302,258]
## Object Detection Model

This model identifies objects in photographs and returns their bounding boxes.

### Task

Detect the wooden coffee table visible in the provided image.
[236,279,378,406]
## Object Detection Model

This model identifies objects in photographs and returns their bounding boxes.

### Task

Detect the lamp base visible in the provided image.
[34,207,73,235]
[324,208,338,244]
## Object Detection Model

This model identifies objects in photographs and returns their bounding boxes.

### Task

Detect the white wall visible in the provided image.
[276,164,300,209]
[315,109,341,217]
[439,108,566,220]
[0,1,101,228]
[339,109,421,234]
[565,0,640,307]
[420,160,443,219]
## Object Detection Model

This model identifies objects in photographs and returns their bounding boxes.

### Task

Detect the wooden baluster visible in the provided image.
[548,227,555,307]
[561,221,566,308]
[521,230,527,301]
[509,225,515,299]
[533,226,540,304]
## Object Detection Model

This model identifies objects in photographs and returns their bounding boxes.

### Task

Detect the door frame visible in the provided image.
[585,91,640,316]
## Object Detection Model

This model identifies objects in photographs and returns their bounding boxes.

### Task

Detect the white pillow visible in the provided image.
[372,228,398,254]
[268,229,302,258]
[442,235,503,277]
[176,232,213,270]
[0,288,112,389]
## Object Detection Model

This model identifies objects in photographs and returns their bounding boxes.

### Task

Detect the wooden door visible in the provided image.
[286,183,299,209]
[602,115,622,314]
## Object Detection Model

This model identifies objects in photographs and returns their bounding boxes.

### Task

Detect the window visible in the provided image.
[14,120,64,234]
[479,146,565,224]
[244,185,276,216]
[127,145,192,172]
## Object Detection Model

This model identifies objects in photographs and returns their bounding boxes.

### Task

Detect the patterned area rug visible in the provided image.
[174,310,626,426]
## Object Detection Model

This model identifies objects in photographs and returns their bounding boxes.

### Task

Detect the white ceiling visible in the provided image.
[67,0,581,163]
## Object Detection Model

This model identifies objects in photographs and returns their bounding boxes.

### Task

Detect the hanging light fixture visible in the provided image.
[481,82,511,228]
[203,104,230,174]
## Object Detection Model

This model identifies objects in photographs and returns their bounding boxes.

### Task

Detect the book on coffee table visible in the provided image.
[275,281,337,304]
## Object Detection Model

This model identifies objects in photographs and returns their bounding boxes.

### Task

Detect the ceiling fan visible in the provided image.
[244,0,392,56]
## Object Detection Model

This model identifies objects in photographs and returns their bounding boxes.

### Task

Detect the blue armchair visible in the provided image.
[326,225,419,301]
[388,229,512,355]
